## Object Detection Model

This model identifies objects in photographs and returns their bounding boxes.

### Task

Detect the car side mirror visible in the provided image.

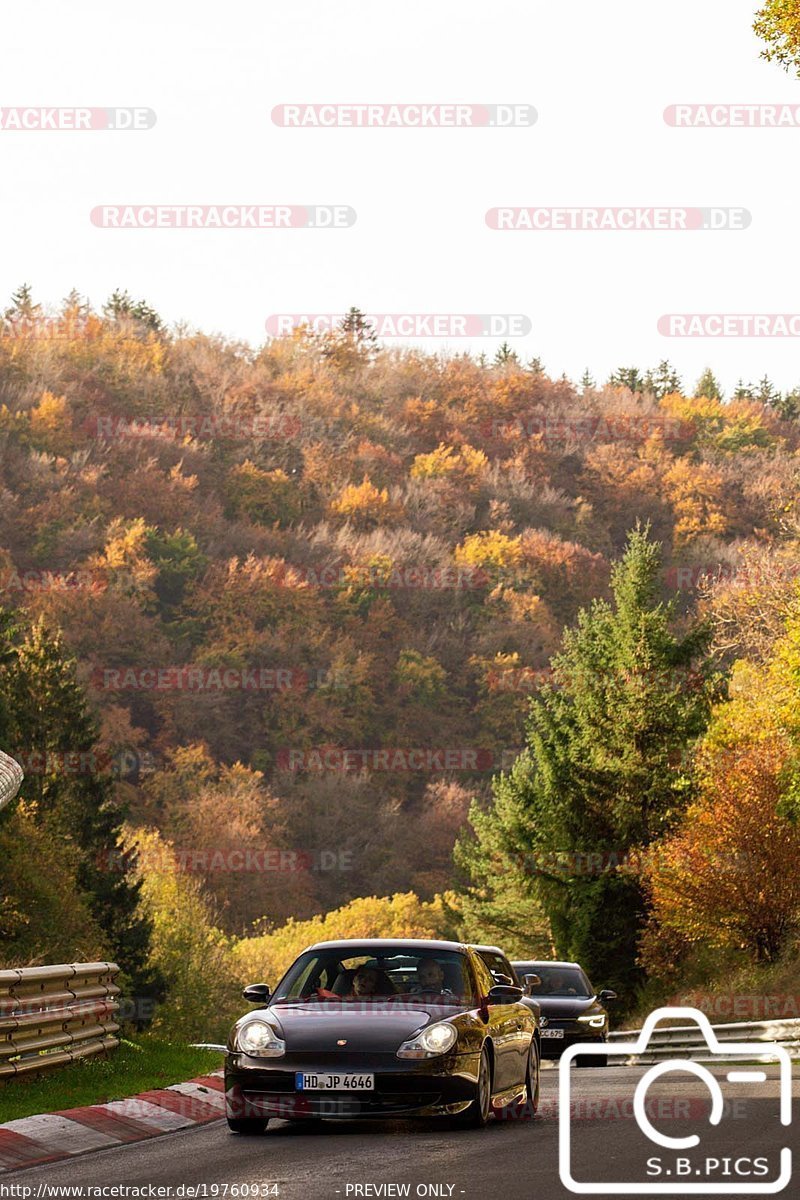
[243,982,271,1004]
[598,989,618,1004]
[486,984,524,1004]
[523,973,542,996]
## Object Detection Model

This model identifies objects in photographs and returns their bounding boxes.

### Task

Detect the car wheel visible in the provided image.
[227,1117,269,1134]
[507,1036,540,1121]
[525,1037,541,1114]
[456,1045,492,1128]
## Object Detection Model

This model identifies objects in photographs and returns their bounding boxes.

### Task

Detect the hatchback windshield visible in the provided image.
[272,947,477,1005]
[516,963,593,998]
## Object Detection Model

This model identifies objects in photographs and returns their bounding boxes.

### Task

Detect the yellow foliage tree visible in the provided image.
[410,442,488,482]
[662,458,728,546]
[329,477,398,529]
[126,826,239,1039]
[29,392,73,456]
[233,891,454,986]
[454,530,523,571]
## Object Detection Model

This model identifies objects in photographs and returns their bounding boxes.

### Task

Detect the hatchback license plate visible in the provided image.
[296,1072,375,1090]
[541,1028,564,1039]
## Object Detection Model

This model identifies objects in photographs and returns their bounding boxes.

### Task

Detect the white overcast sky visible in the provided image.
[2,0,799,393]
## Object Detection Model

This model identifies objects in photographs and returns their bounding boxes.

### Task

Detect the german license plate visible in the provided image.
[295,1072,375,1090]
[541,1028,564,1039]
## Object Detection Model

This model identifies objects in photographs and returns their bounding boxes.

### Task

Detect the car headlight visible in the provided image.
[577,1014,606,1028]
[236,1019,286,1057]
[397,1022,458,1059]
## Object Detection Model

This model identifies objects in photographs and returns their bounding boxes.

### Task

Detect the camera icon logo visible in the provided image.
[558,1006,793,1194]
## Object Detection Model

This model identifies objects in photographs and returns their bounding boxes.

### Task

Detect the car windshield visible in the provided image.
[516,963,593,998]
[271,948,477,1006]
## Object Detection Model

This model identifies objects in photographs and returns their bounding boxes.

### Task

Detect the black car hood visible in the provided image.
[530,996,603,1020]
[253,1001,455,1053]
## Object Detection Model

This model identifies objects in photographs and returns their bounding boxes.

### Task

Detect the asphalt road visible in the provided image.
[4,1065,796,1200]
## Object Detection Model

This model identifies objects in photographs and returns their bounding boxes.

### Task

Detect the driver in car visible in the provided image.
[410,959,453,995]
[547,971,577,996]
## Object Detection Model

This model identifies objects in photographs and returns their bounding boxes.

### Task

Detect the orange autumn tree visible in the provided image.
[645,735,800,963]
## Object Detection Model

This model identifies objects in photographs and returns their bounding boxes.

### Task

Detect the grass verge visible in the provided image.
[0,1037,224,1123]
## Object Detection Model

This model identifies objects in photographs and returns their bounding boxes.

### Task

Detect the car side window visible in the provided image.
[472,954,495,998]
[481,952,515,984]
[497,955,518,984]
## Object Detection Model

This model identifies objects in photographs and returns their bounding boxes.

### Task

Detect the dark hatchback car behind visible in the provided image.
[512,959,617,1066]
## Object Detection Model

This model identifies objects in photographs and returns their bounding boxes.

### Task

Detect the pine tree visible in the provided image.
[61,289,91,322]
[733,379,755,401]
[455,528,720,997]
[526,356,545,376]
[580,368,595,391]
[609,366,644,394]
[755,375,779,405]
[4,283,42,326]
[772,387,800,421]
[339,306,377,349]
[1,616,157,999]
[494,342,520,367]
[644,359,683,400]
[694,368,723,401]
[103,289,163,333]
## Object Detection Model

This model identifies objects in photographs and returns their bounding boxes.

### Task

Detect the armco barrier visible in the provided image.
[608,1017,800,1063]
[0,750,23,813]
[0,962,121,1078]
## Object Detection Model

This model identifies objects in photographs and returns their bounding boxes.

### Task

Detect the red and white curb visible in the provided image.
[0,1071,224,1173]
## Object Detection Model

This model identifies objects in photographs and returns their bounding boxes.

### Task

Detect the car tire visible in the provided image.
[525,1037,541,1114]
[227,1117,270,1134]
[507,1036,540,1121]
[456,1045,492,1128]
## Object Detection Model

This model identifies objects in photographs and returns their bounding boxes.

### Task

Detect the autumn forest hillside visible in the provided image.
[1,294,800,1017]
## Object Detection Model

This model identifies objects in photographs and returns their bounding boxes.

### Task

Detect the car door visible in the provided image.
[470,952,519,1093]
[479,950,532,1087]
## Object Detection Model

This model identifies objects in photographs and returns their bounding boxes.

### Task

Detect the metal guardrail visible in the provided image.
[609,1017,800,1063]
[0,750,23,813]
[0,962,121,1079]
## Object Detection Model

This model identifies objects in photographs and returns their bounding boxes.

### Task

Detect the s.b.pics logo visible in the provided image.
[559,1008,793,1194]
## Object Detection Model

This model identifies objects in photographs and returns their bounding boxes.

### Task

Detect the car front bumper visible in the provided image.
[225,1049,481,1120]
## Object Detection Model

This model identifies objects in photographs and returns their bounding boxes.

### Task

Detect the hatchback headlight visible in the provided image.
[397,1022,458,1059]
[236,1019,286,1057]
[577,1014,606,1028]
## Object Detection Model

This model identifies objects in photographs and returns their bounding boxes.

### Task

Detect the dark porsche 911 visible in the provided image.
[511,959,617,1066]
[225,938,540,1131]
